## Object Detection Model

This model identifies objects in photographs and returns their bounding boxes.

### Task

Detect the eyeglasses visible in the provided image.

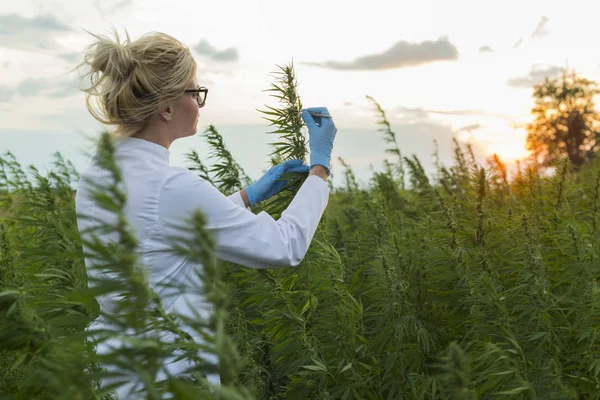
[184,86,208,108]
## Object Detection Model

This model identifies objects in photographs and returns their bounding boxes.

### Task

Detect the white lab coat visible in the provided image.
[75,136,329,398]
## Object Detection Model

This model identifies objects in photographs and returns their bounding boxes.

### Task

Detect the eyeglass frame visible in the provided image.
[184,86,208,108]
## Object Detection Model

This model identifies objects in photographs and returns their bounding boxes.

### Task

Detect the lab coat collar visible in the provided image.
[115,136,170,164]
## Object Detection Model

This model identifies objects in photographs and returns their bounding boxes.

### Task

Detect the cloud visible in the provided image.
[15,77,79,98]
[513,38,524,49]
[457,124,483,133]
[93,0,133,16]
[454,124,486,146]
[37,108,98,131]
[304,37,459,71]
[507,65,564,88]
[0,13,71,52]
[531,16,549,39]
[58,52,81,64]
[0,86,15,102]
[193,39,239,62]
[479,46,494,53]
[396,106,507,120]
[17,79,52,97]
[430,109,489,117]
[396,106,431,122]
[48,83,80,98]
[512,16,550,50]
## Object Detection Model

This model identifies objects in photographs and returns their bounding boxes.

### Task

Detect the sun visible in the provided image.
[472,125,531,164]
[485,141,530,163]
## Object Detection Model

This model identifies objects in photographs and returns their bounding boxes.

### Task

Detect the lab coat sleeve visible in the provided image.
[227,190,248,209]
[159,168,329,269]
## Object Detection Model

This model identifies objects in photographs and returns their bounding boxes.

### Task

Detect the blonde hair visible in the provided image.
[78,28,196,137]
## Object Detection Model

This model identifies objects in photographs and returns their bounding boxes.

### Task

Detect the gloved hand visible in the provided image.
[301,107,337,175]
[245,159,310,206]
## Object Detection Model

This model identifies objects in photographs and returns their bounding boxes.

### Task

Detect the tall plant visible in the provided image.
[256,61,309,216]
[366,95,405,189]
[200,125,251,195]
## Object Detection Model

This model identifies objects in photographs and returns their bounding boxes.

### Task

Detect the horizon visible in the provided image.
[1,120,526,193]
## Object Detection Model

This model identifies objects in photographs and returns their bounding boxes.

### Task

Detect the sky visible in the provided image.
[1,0,600,185]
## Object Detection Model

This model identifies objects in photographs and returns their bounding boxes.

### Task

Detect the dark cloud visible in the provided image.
[479,46,494,53]
[304,37,459,71]
[507,65,564,88]
[0,13,71,52]
[0,86,14,102]
[193,39,239,62]
[15,77,79,98]
[531,16,549,39]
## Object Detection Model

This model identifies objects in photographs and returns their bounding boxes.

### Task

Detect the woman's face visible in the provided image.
[173,77,202,138]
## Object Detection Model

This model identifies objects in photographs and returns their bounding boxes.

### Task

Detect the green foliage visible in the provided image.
[223,95,600,399]
[197,125,251,195]
[184,148,213,184]
[366,95,405,189]
[259,61,307,165]
[255,61,309,217]
[2,65,600,399]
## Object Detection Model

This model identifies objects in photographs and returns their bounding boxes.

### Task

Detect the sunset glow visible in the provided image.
[458,124,531,164]
[479,127,530,163]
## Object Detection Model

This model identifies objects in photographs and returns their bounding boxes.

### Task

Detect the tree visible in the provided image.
[525,70,600,169]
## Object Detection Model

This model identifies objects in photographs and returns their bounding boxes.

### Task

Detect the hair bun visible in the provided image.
[85,30,138,80]
[103,43,138,79]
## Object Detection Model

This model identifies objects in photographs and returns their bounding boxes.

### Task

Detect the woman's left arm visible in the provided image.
[227,190,249,209]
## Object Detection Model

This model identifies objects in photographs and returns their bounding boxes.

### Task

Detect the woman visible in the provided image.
[74,30,337,397]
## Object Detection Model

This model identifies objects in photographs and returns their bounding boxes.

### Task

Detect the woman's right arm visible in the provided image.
[158,167,329,269]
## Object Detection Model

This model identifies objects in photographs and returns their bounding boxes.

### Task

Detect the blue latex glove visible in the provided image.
[245,159,310,206]
[301,107,337,175]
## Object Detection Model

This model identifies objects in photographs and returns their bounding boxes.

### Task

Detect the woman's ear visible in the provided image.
[159,105,173,122]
